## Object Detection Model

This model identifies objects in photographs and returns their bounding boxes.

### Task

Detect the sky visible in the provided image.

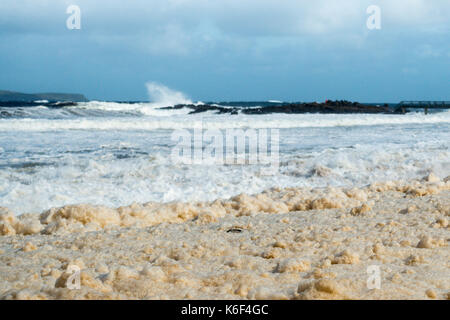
[0,0,449,102]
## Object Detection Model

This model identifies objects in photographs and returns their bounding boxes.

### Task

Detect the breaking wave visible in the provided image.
[0,111,449,131]
[146,82,192,107]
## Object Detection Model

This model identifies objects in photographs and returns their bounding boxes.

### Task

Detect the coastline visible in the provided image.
[0,174,449,300]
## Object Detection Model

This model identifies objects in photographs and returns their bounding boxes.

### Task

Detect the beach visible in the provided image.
[1,175,448,300]
[2,0,450,305]
[1,99,449,300]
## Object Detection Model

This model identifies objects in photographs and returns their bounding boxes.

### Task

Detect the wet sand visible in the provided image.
[0,174,449,300]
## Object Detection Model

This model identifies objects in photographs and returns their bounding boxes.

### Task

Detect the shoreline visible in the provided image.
[0,174,449,299]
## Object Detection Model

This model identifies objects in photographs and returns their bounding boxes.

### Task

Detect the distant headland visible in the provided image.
[0,90,88,102]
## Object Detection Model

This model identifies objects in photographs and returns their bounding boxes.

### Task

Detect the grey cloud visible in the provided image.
[0,0,449,57]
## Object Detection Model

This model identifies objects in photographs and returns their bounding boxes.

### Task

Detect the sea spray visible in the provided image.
[146,82,192,108]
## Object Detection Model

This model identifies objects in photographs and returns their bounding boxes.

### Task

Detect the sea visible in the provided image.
[1,88,449,215]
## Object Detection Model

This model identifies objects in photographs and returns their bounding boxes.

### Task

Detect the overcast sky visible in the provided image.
[0,0,449,102]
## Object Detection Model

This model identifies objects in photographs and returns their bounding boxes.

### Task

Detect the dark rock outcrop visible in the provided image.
[162,100,392,115]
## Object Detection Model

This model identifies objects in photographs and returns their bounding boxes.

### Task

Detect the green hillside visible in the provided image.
[0,90,88,102]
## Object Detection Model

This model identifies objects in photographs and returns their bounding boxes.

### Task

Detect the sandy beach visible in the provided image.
[0,174,448,300]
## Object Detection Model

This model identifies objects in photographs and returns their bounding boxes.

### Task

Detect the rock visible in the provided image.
[163,101,392,115]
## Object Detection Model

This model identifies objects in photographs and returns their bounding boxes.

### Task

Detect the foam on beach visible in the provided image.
[0,175,449,300]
